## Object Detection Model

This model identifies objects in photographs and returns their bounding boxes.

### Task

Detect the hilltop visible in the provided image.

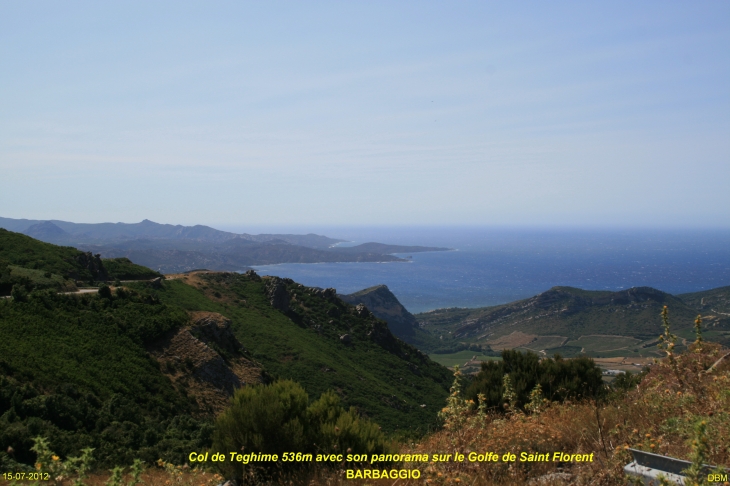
[340,285,421,341]
[0,229,160,295]
[339,284,448,352]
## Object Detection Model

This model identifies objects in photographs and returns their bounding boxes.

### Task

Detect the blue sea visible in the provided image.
[249,227,730,314]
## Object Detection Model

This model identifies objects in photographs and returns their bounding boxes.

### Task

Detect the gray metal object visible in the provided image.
[624,448,717,486]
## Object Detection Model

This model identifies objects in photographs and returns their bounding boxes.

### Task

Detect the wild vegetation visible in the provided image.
[416,285,730,361]
[212,380,392,483]
[0,288,213,471]
[2,232,729,485]
[12,308,726,485]
[151,272,452,434]
[97,258,161,281]
[0,230,161,296]
[393,310,730,485]
[464,350,605,412]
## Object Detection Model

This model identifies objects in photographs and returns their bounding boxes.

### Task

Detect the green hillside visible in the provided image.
[102,257,162,280]
[152,273,452,435]
[0,289,209,469]
[415,286,730,358]
[678,285,730,314]
[0,233,452,473]
[0,229,161,295]
[0,228,103,282]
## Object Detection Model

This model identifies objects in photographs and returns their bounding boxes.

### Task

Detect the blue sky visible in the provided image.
[1,1,728,228]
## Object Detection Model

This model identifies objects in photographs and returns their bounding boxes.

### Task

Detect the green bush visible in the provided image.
[212,380,391,481]
[465,349,604,411]
[10,284,27,302]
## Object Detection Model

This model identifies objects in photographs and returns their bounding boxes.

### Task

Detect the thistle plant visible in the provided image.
[683,418,710,485]
[694,314,703,348]
[18,437,94,486]
[658,306,684,387]
[525,384,546,414]
[477,392,488,417]
[438,365,470,430]
[502,374,518,413]
[105,459,144,486]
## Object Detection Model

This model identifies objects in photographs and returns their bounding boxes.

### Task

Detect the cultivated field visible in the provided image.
[485,331,537,350]
[565,335,642,353]
[428,350,501,368]
[521,335,567,351]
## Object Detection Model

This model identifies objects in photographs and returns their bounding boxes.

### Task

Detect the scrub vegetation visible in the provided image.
[1,232,728,485]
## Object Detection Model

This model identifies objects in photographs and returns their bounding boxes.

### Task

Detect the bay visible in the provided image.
[251,227,730,314]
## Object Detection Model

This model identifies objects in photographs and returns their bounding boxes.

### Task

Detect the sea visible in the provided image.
[247,227,730,314]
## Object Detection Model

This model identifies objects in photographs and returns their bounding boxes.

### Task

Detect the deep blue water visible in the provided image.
[250,227,730,314]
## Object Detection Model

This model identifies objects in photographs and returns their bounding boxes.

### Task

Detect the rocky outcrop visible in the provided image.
[367,320,400,353]
[341,285,419,342]
[190,312,247,356]
[355,303,371,318]
[265,276,290,311]
[147,311,266,416]
[309,287,338,301]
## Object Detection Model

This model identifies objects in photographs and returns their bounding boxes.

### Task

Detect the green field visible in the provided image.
[542,345,584,358]
[565,335,642,353]
[428,350,501,368]
[522,336,567,351]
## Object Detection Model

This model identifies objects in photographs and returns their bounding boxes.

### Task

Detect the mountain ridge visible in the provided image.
[0,217,450,273]
[337,282,730,357]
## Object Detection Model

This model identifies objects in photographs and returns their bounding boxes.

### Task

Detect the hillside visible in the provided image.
[0,230,161,295]
[340,285,420,340]
[153,272,452,434]
[0,288,217,468]
[339,284,447,352]
[0,233,453,473]
[0,228,107,282]
[414,286,730,360]
[678,285,730,314]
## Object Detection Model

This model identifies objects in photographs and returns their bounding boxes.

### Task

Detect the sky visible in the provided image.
[1,1,729,229]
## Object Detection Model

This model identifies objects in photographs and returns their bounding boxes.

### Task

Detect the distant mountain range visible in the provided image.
[339,281,730,359]
[0,217,450,273]
[413,285,730,358]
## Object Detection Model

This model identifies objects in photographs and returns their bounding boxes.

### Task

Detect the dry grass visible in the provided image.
[388,342,730,485]
[67,468,222,486]
[486,332,538,350]
[24,340,730,486]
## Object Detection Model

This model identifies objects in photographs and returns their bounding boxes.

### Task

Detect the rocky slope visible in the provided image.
[339,285,420,341]
[147,311,267,416]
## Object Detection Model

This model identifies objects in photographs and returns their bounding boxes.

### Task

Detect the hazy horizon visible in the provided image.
[2,2,729,227]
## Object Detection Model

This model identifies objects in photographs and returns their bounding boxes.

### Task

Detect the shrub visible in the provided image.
[212,380,390,481]
[465,349,604,411]
[10,284,27,303]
